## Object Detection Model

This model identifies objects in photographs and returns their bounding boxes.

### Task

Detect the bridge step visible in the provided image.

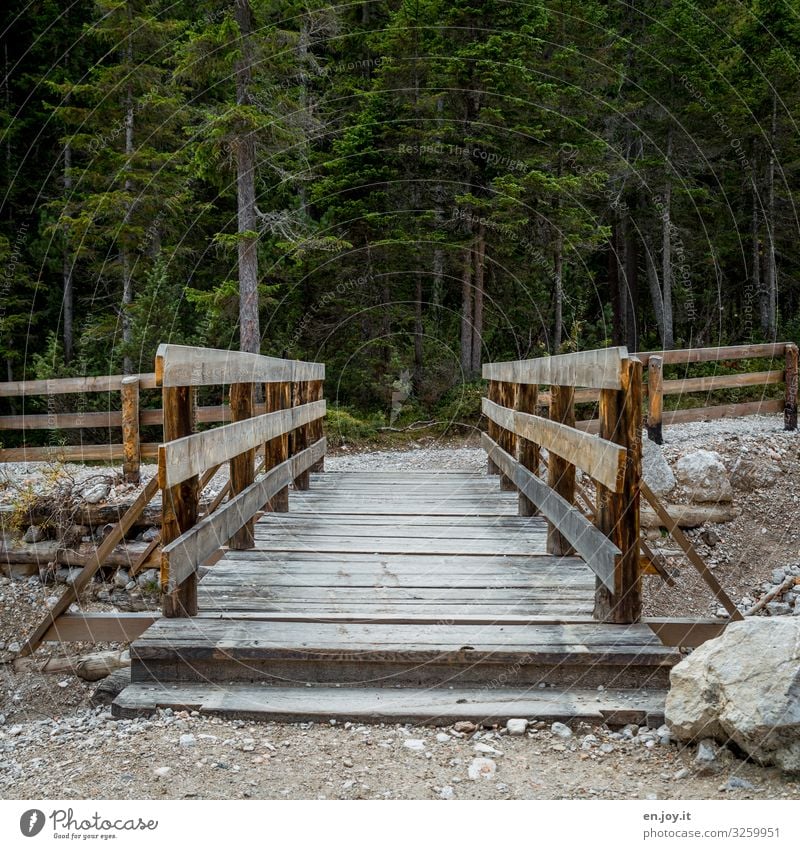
[112,681,667,727]
[128,619,680,691]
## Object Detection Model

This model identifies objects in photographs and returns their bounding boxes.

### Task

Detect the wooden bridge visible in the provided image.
[14,342,798,725]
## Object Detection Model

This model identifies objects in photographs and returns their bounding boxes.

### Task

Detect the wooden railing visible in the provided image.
[483,347,641,623]
[154,344,325,618]
[481,346,747,626]
[16,344,325,654]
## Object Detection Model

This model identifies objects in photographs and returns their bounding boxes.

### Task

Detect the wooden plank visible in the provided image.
[0,443,160,462]
[498,382,517,490]
[481,433,619,590]
[162,439,326,591]
[482,398,626,491]
[637,342,786,366]
[158,400,325,488]
[228,382,255,550]
[785,342,798,431]
[661,398,783,425]
[644,617,727,647]
[121,376,140,484]
[308,379,325,472]
[17,475,160,657]
[155,343,323,387]
[264,381,291,511]
[486,380,501,474]
[640,480,743,621]
[292,381,311,490]
[660,369,784,395]
[516,382,539,516]
[0,372,157,397]
[42,612,159,643]
[0,409,123,430]
[594,358,643,624]
[160,385,198,618]
[482,346,628,389]
[646,355,663,444]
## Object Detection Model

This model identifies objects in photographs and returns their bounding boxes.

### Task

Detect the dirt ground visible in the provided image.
[1,414,799,800]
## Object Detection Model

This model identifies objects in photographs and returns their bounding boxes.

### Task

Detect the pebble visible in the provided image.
[439,785,455,799]
[453,721,476,733]
[474,742,502,756]
[551,722,572,739]
[695,739,719,774]
[8,641,20,653]
[435,732,450,743]
[403,739,425,752]
[467,757,497,780]
[154,766,171,778]
[506,718,528,736]
[179,734,196,748]
[723,776,756,791]
[674,768,690,780]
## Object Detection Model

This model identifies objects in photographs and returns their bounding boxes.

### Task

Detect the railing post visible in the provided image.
[498,381,518,491]
[546,384,576,555]
[161,384,198,618]
[516,382,539,516]
[594,357,643,624]
[486,379,501,474]
[229,381,255,549]
[292,380,310,490]
[785,343,798,431]
[264,380,290,511]
[646,355,664,444]
[309,378,325,472]
[121,375,140,484]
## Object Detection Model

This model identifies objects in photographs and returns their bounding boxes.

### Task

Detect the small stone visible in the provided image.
[403,739,425,752]
[82,483,110,504]
[23,525,46,543]
[766,602,791,616]
[179,733,196,748]
[142,527,159,542]
[8,641,20,653]
[467,757,497,780]
[154,766,171,778]
[550,722,572,739]
[474,742,502,756]
[694,739,719,774]
[439,785,455,799]
[57,679,70,688]
[453,721,476,733]
[599,743,615,754]
[506,718,528,736]
[435,732,450,743]
[114,569,130,589]
[771,568,787,585]
[673,768,690,780]
[700,529,720,548]
[724,776,755,791]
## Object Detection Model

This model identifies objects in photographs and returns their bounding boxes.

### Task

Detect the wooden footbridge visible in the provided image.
[14,342,798,725]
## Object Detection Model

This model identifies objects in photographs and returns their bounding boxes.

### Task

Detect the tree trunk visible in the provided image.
[751,180,761,340]
[552,232,564,353]
[661,128,674,349]
[460,246,473,377]
[413,273,423,392]
[63,136,73,364]
[765,92,777,339]
[644,238,665,346]
[470,223,485,374]
[623,212,638,351]
[121,9,135,375]
[608,231,623,347]
[234,0,260,354]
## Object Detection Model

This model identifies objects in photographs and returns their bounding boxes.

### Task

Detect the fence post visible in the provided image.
[292,380,310,490]
[229,381,255,549]
[264,381,290,511]
[309,378,325,472]
[646,355,663,444]
[161,384,198,618]
[486,380,500,474]
[516,382,539,516]
[121,375,140,484]
[546,384,576,555]
[594,357,643,624]
[785,343,798,431]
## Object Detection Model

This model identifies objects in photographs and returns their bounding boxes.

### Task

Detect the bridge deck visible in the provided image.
[116,471,679,724]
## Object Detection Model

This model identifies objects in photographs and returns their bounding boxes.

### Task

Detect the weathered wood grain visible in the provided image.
[483,346,628,389]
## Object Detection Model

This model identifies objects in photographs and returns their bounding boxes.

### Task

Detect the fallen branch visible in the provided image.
[12,649,130,681]
[745,575,797,617]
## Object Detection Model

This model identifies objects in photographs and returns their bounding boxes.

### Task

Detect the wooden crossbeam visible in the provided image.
[481,433,619,591]
[483,346,628,390]
[158,400,326,488]
[482,397,627,491]
[155,343,324,387]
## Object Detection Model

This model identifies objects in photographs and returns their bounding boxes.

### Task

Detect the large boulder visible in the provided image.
[675,450,732,503]
[642,435,676,496]
[729,457,782,492]
[665,618,800,773]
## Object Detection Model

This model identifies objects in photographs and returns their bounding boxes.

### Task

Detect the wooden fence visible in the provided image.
[482,346,744,625]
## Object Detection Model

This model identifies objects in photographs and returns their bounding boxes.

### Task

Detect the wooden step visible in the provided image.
[113,681,668,727]
[130,619,679,690]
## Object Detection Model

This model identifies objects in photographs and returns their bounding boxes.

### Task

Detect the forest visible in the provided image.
[1,0,799,422]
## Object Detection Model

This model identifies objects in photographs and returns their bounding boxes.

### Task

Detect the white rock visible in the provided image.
[675,450,733,503]
[642,436,676,496]
[550,721,572,739]
[506,718,528,736]
[179,733,196,748]
[154,766,171,778]
[435,732,450,743]
[403,739,425,752]
[467,757,497,780]
[439,785,455,799]
[82,483,110,504]
[666,618,800,773]
[8,641,20,653]
[474,742,503,756]
[114,569,130,589]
